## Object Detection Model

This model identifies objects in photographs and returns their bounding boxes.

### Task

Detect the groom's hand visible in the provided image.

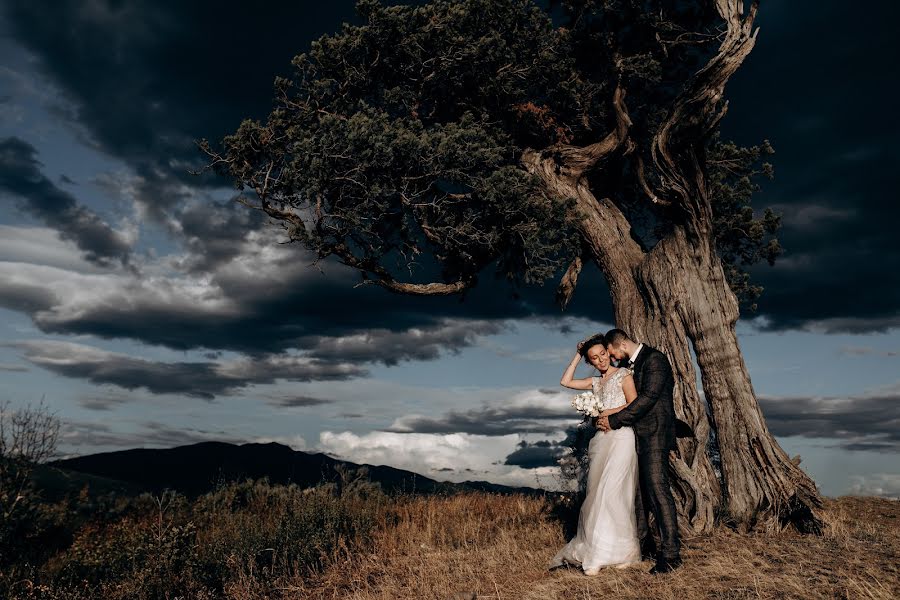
[596,415,611,432]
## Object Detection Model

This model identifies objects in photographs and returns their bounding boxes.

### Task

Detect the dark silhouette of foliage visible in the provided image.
[200,0,778,298]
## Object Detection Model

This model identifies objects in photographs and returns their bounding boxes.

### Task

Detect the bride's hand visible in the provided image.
[599,409,613,418]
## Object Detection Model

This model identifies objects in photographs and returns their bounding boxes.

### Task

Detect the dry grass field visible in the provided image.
[3,481,897,600]
[294,494,899,600]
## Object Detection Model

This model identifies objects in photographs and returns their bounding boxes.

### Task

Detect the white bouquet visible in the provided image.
[571,390,605,418]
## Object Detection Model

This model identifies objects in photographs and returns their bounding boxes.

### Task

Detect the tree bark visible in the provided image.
[523,152,720,534]
[617,223,821,532]
[526,1,824,527]
[587,212,724,537]
[587,209,821,533]
[525,146,821,533]
[616,0,822,532]
[647,229,822,532]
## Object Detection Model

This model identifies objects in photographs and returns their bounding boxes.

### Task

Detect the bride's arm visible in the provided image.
[561,352,593,390]
[599,373,637,416]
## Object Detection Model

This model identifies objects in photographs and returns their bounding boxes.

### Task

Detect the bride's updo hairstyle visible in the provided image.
[579,333,608,366]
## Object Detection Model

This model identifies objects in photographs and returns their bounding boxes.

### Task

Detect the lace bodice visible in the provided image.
[592,368,632,410]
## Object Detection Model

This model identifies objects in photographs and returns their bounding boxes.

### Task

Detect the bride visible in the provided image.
[549,333,641,574]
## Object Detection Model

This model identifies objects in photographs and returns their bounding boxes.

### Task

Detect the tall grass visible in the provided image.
[2,475,387,599]
[2,477,897,600]
[303,494,900,600]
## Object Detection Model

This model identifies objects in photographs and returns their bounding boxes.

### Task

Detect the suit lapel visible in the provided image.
[631,345,651,387]
[633,347,650,368]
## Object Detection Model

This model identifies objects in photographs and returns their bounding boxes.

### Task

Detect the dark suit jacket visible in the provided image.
[607,345,676,453]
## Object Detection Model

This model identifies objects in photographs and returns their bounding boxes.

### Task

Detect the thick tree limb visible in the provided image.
[239,190,475,296]
[649,0,759,217]
[635,155,671,207]
[257,198,305,227]
[556,84,632,178]
[357,277,473,295]
[327,243,475,296]
[532,84,632,184]
[245,162,479,296]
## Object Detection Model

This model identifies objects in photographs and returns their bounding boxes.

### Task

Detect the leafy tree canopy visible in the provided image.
[202,0,778,306]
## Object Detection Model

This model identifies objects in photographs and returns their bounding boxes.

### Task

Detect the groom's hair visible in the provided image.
[605,328,631,346]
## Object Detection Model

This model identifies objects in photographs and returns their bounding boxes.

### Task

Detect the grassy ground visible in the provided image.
[3,482,897,599]
[296,494,899,600]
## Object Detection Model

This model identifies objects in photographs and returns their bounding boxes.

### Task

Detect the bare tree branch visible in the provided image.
[357,276,473,295]
[556,253,584,310]
[635,154,671,207]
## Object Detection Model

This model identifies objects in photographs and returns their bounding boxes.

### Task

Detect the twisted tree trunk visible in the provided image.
[584,208,724,536]
[622,0,821,531]
[584,202,822,533]
[652,228,822,532]
[524,141,822,532]
[523,157,720,534]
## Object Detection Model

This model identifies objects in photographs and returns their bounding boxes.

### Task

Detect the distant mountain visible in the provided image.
[49,441,547,498]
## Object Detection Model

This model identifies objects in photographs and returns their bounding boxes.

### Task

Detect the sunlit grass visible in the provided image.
[2,477,897,599]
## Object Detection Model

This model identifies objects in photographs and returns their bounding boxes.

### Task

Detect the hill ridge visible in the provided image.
[50,440,547,497]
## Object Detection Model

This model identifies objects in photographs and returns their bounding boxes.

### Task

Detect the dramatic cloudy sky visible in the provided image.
[1,1,898,498]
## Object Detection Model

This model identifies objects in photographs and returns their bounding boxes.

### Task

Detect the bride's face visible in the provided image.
[586,344,610,371]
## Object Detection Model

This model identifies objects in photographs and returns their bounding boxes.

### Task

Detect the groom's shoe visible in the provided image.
[649,557,682,575]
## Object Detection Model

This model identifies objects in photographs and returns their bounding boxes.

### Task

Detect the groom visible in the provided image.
[597,328,682,574]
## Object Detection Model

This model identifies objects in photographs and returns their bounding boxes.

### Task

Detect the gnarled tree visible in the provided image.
[201,0,821,532]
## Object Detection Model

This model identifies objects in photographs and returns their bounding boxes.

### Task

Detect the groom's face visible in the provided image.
[608,342,627,362]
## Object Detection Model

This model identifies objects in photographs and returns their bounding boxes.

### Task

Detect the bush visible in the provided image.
[190,477,386,590]
[0,400,62,568]
[3,471,387,599]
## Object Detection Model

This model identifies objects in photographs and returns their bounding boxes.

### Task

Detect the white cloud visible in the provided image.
[0,225,509,364]
[0,259,235,328]
[317,429,561,489]
[0,225,113,273]
[10,338,366,398]
[848,473,900,498]
[386,386,574,436]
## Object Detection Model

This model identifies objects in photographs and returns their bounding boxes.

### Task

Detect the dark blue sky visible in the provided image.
[1,1,898,497]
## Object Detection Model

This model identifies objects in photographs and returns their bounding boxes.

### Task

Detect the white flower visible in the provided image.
[571,390,605,418]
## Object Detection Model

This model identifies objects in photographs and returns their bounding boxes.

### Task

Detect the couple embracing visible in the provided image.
[549,329,682,575]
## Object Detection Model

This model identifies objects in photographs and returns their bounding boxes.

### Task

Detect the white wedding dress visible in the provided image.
[549,368,641,572]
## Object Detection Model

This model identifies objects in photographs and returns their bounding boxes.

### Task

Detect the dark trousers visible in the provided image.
[635,449,681,561]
